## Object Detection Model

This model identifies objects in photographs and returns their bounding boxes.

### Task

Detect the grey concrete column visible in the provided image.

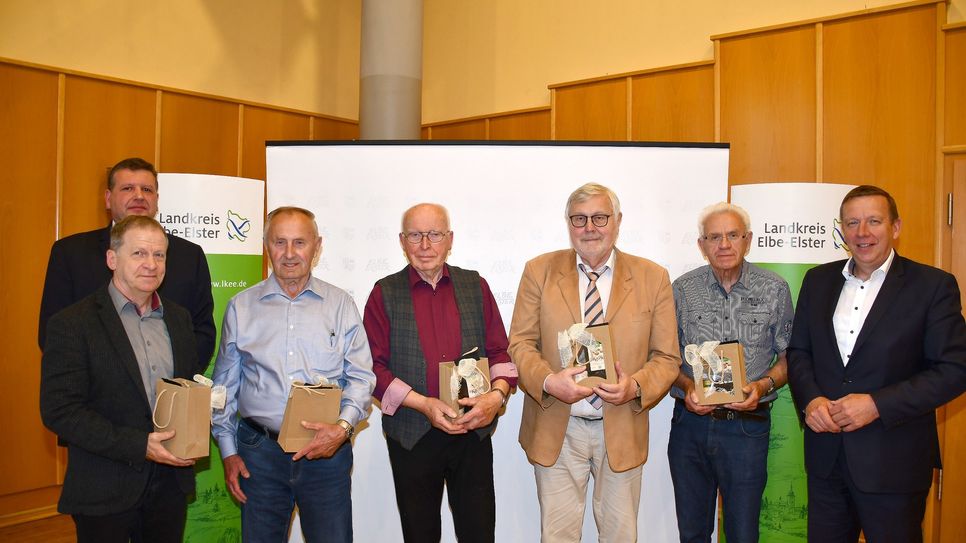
[359,0,423,140]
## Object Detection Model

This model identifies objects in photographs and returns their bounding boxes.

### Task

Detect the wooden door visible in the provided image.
[939,157,966,543]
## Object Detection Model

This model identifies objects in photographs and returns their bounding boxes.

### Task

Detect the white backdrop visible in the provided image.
[266,142,729,542]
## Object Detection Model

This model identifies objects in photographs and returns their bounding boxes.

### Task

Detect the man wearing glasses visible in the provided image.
[667,202,793,543]
[509,183,680,542]
[363,203,517,542]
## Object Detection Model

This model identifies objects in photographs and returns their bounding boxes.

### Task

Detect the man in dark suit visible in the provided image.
[41,215,206,543]
[38,157,215,367]
[787,185,966,543]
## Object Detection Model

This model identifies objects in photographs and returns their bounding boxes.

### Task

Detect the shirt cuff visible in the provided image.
[217,434,238,458]
[489,362,518,387]
[380,378,413,416]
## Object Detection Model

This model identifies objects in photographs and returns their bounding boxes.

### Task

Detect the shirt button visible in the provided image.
[289,351,294,356]
[289,325,294,330]
[850,330,854,334]
[146,341,151,346]
[725,316,729,320]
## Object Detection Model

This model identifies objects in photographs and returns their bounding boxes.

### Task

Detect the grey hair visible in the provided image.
[697,202,751,236]
[565,183,621,219]
[400,203,451,232]
[264,206,320,242]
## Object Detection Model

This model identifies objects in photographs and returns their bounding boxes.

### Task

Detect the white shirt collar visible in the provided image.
[841,249,895,281]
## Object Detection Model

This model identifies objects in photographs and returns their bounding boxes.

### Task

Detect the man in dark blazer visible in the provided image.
[38,157,215,367]
[41,216,206,543]
[787,185,966,543]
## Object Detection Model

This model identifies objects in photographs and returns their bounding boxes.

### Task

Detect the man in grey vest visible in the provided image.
[363,203,518,543]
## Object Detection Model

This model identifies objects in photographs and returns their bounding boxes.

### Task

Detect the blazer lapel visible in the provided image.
[605,249,631,321]
[820,266,847,367]
[852,256,905,358]
[96,287,151,410]
[163,302,193,377]
[556,252,581,324]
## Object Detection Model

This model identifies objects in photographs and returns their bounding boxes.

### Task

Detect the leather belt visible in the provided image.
[676,398,771,421]
[242,417,279,440]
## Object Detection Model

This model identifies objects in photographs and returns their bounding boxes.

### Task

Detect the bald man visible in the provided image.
[363,203,518,543]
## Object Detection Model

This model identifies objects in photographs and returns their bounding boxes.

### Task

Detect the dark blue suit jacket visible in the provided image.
[788,255,966,493]
[40,286,205,515]
[39,224,215,367]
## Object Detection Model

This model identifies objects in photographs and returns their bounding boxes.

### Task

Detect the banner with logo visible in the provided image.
[731,182,854,542]
[158,173,265,542]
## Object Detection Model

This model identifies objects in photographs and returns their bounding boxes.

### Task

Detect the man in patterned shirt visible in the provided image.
[668,202,794,543]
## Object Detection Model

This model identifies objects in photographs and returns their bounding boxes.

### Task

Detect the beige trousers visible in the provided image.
[533,416,643,543]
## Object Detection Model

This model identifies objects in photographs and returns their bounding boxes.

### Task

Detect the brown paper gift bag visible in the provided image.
[153,378,211,459]
[439,357,491,415]
[277,382,342,453]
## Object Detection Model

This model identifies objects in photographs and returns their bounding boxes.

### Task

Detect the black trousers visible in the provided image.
[387,429,496,543]
[72,464,187,543]
[807,446,928,543]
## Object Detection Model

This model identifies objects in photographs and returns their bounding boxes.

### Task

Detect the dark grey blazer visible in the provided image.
[788,255,966,494]
[40,285,205,516]
[38,224,216,367]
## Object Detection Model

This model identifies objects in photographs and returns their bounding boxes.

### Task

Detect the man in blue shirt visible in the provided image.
[668,202,793,543]
[211,206,376,542]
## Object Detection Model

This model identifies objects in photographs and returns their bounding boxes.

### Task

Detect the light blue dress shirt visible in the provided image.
[211,274,376,458]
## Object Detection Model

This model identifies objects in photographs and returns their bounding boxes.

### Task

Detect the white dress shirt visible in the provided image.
[833,250,895,366]
[571,251,616,418]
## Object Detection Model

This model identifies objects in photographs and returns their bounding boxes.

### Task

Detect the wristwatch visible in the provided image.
[763,375,776,396]
[491,387,509,409]
[336,419,354,439]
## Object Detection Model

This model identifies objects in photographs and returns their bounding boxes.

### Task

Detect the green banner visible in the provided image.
[756,262,815,542]
[185,253,263,543]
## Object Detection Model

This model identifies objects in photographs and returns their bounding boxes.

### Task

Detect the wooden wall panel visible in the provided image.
[428,119,486,140]
[312,117,359,140]
[241,107,310,180]
[823,6,937,264]
[489,109,551,140]
[0,57,359,526]
[946,28,966,146]
[631,66,714,142]
[719,27,817,183]
[160,93,239,176]
[554,79,627,141]
[0,64,59,508]
[62,77,157,236]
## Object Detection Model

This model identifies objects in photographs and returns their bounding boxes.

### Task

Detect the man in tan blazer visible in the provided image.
[509,182,681,542]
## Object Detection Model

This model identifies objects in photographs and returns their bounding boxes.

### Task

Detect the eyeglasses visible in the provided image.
[569,214,611,228]
[701,231,749,244]
[402,230,450,244]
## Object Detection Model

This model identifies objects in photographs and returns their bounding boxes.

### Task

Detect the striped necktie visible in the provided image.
[580,264,607,325]
[579,263,607,410]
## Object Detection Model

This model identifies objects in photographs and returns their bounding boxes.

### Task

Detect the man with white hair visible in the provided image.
[668,202,793,543]
[510,182,680,542]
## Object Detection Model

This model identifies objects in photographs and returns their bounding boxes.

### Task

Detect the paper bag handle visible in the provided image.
[152,389,179,429]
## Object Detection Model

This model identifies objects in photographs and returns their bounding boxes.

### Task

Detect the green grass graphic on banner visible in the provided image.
[756,262,816,543]
[185,253,263,543]
[717,262,816,543]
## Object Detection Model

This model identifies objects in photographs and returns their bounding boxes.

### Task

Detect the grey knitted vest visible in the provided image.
[378,265,495,450]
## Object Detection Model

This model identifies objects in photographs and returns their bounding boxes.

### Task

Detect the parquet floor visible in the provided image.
[0,515,74,542]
